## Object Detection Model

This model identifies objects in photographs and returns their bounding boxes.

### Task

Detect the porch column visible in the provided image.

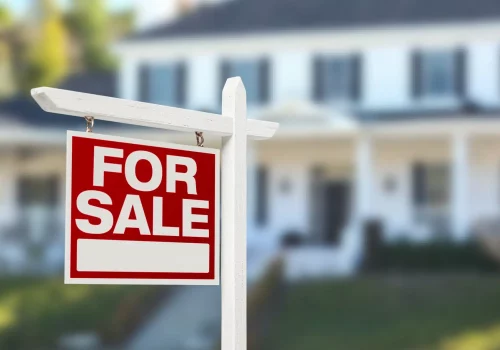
[451,132,469,240]
[354,135,373,222]
[118,58,138,100]
[247,141,257,235]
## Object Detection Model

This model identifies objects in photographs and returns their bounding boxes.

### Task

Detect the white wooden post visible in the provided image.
[221,77,247,350]
[31,77,279,349]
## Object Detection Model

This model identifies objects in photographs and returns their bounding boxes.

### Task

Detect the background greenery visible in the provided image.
[0,277,165,349]
[363,241,499,272]
[0,0,133,97]
[263,276,500,350]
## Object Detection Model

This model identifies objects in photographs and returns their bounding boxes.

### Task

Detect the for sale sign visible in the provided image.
[65,132,219,285]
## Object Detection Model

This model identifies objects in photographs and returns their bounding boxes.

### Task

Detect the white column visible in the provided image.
[354,135,373,222]
[451,132,469,240]
[118,58,138,100]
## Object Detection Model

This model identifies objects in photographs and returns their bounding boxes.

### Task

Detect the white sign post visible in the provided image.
[32,77,279,350]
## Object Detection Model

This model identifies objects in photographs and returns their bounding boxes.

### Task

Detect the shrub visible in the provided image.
[363,240,499,272]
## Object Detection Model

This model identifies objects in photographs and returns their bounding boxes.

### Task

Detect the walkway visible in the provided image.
[127,286,221,350]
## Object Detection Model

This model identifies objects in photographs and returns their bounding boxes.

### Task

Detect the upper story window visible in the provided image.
[139,63,186,106]
[313,54,361,102]
[413,49,465,99]
[220,58,270,105]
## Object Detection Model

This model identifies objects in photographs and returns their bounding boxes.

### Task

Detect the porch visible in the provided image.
[252,117,500,279]
[0,145,66,274]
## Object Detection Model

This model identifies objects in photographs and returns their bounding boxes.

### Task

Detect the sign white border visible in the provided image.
[65,131,220,285]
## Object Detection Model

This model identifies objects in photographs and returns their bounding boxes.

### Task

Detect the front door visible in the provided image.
[323,181,350,245]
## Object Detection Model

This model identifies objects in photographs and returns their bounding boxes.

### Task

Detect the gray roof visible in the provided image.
[0,71,119,129]
[127,0,500,41]
[58,71,116,98]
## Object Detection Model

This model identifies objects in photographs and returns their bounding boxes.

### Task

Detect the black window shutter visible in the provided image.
[350,54,362,101]
[313,56,325,101]
[412,163,426,206]
[455,47,466,98]
[259,58,270,104]
[220,60,231,94]
[176,62,187,107]
[412,50,422,98]
[256,165,268,226]
[139,64,150,102]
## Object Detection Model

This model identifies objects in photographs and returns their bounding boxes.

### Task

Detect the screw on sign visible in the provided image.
[66,131,220,285]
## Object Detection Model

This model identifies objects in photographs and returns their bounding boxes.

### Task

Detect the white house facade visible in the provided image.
[110,0,500,276]
[4,0,500,276]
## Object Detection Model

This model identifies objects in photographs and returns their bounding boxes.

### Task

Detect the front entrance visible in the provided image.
[322,181,351,245]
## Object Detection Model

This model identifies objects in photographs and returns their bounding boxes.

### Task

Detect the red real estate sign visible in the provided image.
[65,132,220,285]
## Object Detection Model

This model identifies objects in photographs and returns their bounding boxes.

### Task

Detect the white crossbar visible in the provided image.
[31,87,278,140]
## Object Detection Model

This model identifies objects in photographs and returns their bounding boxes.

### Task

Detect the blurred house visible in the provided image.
[0,72,118,273]
[4,0,500,277]
[114,0,500,277]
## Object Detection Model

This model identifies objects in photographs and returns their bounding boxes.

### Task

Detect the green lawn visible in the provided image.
[0,277,166,349]
[263,275,500,350]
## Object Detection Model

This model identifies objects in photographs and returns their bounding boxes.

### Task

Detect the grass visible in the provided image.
[262,275,500,350]
[0,276,165,349]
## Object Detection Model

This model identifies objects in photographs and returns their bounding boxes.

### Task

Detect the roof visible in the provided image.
[127,0,500,41]
[58,71,116,98]
[0,71,119,129]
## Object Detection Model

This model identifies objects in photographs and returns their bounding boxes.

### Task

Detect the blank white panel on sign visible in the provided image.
[77,239,210,273]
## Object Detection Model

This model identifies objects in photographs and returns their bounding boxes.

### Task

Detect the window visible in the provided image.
[422,51,455,97]
[220,59,269,105]
[256,165,268,226]
[413,49,465,98]
[314,55,361,102]
[413,163,450,224]
[17,175,59,207]
[139,63,186,106]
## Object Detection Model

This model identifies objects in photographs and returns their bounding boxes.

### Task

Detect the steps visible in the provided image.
[283,225,364,282]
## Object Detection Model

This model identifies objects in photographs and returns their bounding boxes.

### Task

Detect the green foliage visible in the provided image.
[364,241,499,272]
[264,276,500,350]
[67,0,116,71]
[248,259,284,350]
[0,3,13,28]
[20,0,68,91]
[109,9,135,39]
[0,277,166,349]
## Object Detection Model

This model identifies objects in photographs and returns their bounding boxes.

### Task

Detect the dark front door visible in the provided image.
[323,181,350,245]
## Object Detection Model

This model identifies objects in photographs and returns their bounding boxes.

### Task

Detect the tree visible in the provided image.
[20,0,68,91]
[0,2,13,29]
[0,2,15,98]
[67,0,115,71]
